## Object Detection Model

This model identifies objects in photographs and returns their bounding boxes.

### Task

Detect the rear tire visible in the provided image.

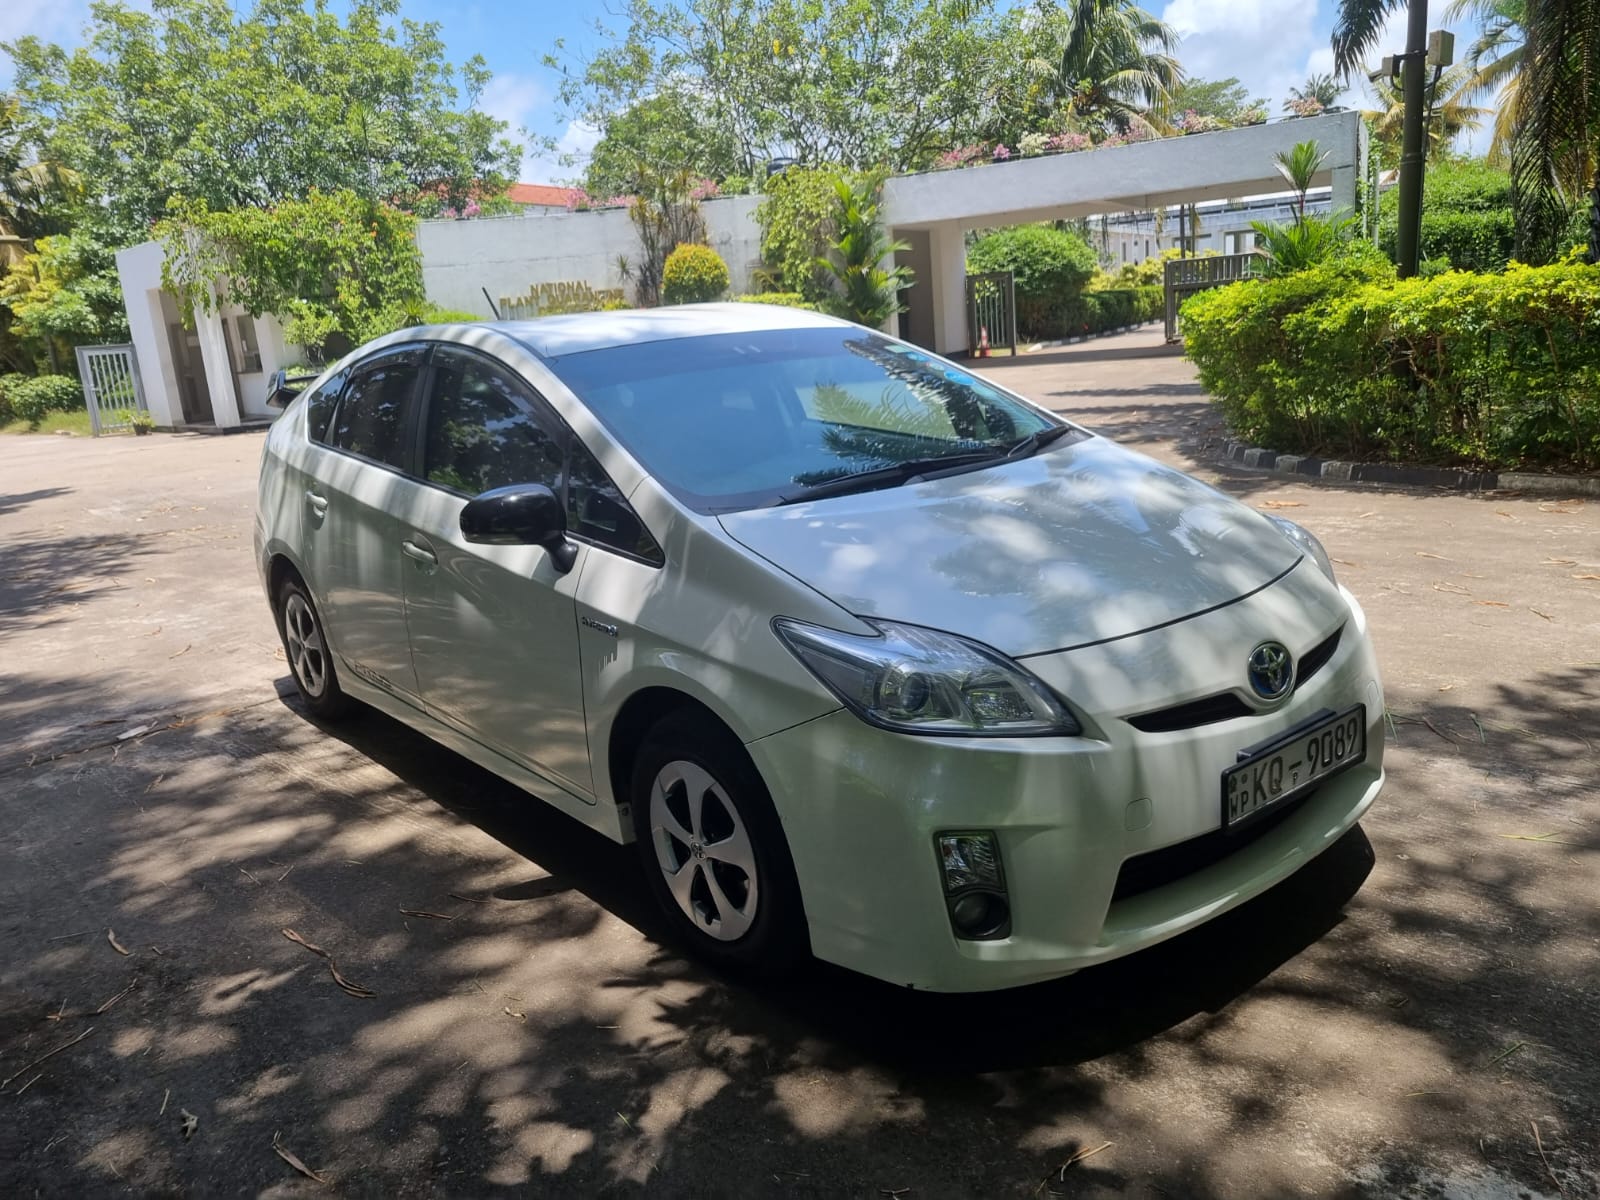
[631,711,808,974]
[274,574,353,720]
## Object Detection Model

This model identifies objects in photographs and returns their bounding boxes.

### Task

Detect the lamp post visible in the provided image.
[1380,10,1454,278]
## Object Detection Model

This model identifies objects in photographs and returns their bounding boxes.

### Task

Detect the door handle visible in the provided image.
[305,489,329,517]
[401,539,437,566]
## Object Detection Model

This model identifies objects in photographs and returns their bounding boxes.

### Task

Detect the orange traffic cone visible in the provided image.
[979,325,991,357]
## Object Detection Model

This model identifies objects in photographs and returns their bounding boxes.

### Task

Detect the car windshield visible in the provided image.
[542,327,1064,512]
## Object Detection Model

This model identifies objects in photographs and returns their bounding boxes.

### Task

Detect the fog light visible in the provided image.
[936,832,1012,941]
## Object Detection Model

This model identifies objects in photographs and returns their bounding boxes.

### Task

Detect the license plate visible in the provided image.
[1222,705,1366,830]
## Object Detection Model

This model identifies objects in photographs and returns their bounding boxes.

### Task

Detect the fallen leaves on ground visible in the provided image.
[107,929,130,956]
[180,1109,198,1140]
[281,928,375,999]
[1259,500,1304,508]
[272,1132,328,1184]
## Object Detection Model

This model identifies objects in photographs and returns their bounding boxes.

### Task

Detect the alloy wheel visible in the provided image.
[282,591,328,699]
[648,760,760,942]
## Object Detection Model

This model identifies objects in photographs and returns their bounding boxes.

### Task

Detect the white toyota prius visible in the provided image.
[254,303,1385,992]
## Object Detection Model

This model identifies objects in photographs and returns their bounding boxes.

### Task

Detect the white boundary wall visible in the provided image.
[418,194,765,317]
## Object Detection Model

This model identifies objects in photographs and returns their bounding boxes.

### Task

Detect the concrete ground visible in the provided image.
[1,328,1596,1198]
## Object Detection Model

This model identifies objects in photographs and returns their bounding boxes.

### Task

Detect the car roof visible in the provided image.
[482,302,849,360]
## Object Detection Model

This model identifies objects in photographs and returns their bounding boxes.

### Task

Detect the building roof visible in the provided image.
[496,302,845,360]
[506,183,584,208]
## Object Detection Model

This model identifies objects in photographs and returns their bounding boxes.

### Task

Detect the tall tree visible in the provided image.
[1334,0,1600,262]
[1285,73,1342,110]
[548,0,1009,176]
[3,0,519,245]
[1171,76,1265,121]
[1444,0,1525,164]
[1052,0,1183,133]
[1362,63,1487,157]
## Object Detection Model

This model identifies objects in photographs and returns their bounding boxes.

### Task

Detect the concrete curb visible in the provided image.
[1221,439,1600,498]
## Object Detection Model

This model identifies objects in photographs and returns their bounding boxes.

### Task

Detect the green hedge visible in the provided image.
[967,226,1098,338]
[1,374,83,426]
[732,292,827,311]
[1181,261,1600,471]
[1378,160,1517,273]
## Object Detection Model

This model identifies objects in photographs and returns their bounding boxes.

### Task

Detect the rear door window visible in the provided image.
[328,349,425,469]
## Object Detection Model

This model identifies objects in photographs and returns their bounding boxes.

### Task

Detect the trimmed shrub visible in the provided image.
[6,375,84,426]
[732,292,826,311]
[1181,260,1600,471]
[966,225,1098,338]
[1378,160,1517,273]
[661,243,730,304]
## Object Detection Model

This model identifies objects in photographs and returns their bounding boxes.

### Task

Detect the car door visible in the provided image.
[400,345,596,798]
[303,346,428,706]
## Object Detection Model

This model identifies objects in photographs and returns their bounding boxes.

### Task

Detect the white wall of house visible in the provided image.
[114,239,299,429]
[418,194,765,316]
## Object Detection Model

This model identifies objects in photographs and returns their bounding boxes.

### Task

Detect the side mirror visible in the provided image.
[459,484,578,573]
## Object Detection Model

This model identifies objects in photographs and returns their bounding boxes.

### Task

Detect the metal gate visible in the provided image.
[965,271,1018,357]
[75,343,148,436]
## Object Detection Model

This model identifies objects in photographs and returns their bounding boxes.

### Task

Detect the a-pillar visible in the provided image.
[194,299,242,428]
[927,221,968,357]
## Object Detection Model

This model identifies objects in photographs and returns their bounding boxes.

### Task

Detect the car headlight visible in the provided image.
[772,617,1081,736]
[1267,515,1336,584]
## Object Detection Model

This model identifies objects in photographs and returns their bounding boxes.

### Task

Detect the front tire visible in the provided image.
[631,712,808,974]
[275,575,352,720]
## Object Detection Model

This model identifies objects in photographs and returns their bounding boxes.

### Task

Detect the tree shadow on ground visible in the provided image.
[2,656,1595,1197]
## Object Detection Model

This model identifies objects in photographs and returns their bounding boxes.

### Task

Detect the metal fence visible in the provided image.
[75,344,148,435]
[965,271,1017,357]
[1163,252,1263,342]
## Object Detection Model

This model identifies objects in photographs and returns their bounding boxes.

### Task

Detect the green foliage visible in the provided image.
[731,292,825,311]
[626,168,709,307]
[661,243,730,304]
[1170,76,1265,122]
[549,0,1009,178]
[754,167,845,302]
[966,225,1098,338]
[0,230,129,371]
[157,189,424,362]
[1251,213,1362,276]
[1378,160,1518,272]
[816,175,912,328]
[1,372,82,425]
[420,307,483,324]
[1181,260,1600,471]
[3,0,518,242]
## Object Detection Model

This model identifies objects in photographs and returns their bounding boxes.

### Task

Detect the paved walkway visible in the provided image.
[0,336,1596,1198]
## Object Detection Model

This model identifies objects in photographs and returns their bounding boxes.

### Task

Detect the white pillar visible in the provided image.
[928,222,967,357]
[195,302,242,428]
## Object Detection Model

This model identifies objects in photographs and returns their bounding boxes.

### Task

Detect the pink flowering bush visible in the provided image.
[992,144,1011,160]
[1286,97,1325,118]
[689,178,721,201]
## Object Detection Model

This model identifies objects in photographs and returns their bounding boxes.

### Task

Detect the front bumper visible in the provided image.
[747,580,1385,992]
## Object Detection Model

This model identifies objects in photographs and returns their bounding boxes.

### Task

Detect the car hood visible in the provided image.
[717,435,1303,658]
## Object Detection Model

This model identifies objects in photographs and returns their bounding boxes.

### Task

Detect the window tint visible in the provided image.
[422,349,563,495]
[329,350,423,467]
[567,439,660,561]
[304,368,348,444]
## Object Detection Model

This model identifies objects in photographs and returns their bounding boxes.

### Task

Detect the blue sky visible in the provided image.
[2,0,1467,183]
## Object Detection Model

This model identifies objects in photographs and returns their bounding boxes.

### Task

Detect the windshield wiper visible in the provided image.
[772,448,1008,506]
[1003,424,1077,459]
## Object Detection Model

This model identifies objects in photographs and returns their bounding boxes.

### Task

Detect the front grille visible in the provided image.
[1127,693,1251,733]
[1124,624,1348,734]
[1111,791,1313,901]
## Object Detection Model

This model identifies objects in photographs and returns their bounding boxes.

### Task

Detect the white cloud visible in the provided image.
[522,119,601,187]
[480,71,548,177]
[1161,0,1320,113]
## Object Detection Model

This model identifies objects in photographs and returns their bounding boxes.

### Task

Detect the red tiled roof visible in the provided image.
[506,183,583,207]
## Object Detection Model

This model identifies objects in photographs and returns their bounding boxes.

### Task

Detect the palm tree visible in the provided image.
[1333,0,1600,261]
[1444,0,1525,165]
[1285,73,1342,111]
[1054,0,1184,133]
[816,175,913,329]
[1276,140,1330,220]
[1362,63,1488,159]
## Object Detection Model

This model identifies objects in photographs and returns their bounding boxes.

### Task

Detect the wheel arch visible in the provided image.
[607,686,745,841]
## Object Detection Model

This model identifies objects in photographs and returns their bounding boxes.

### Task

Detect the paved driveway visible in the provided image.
[1,332,1596,1198]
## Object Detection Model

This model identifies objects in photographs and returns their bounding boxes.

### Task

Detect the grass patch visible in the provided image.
[1,410,97,437]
